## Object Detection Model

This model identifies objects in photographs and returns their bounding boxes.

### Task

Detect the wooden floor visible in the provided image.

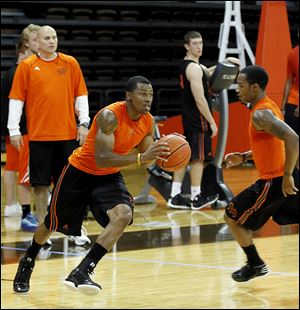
[1,165,299,309]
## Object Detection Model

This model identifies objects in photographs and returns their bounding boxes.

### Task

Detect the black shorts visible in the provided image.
[183,130,213,162]
[29,140,79,186]
[225,169,299,230]
[44,163,134,236]
[284,103,299,135]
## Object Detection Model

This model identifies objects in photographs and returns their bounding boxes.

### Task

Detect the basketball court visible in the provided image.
[1,165,299,309]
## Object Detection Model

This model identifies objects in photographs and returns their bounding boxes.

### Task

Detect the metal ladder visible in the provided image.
[218,0,255,71]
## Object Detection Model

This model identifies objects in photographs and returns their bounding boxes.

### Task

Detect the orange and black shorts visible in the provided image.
[225,169,299,230]
[44,164,134,236]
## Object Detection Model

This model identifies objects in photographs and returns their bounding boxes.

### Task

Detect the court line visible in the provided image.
[104,255,299,277]
[1,246,298,277]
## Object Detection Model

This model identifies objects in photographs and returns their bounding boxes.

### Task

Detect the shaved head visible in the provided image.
[37,25,58,58]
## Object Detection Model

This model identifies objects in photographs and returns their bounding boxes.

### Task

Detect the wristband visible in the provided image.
[137,153,142,166]
[284,171,292,176]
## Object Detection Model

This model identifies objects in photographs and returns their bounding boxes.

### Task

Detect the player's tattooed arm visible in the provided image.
[97,109,118,135]
[94,109,118,167]
[252,109,299,190]
[252,109,295,141]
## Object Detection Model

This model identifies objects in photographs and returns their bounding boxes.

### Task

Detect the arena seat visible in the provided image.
[104,89,126,105]
[71,29,92,41]
[95,30,116,42]
[1,0,298,120]
[156,88,182,116]
[118,69,139,81]
[172,10,193,22]
[71,8,93,20]
[119,10,139,21]
[95,49,117,61]
[46,7,69,19]
[150,10,171,21]
[94,69,115,81]
[119,49,138,61]
[95,9,117,21]
[119,31,139,42]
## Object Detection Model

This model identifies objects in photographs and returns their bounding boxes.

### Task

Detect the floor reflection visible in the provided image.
[1,217,298,265]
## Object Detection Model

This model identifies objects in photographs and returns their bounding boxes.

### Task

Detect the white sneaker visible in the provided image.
[38,246,52,260]
[68,227,91,246]
[4,203,22,217]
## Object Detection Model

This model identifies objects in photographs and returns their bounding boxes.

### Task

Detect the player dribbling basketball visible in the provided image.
[13,76,170,295]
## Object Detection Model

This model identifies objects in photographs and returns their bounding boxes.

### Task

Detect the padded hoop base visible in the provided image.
[209,62,239,93]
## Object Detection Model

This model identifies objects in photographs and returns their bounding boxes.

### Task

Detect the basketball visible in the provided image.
[156,134,191,172]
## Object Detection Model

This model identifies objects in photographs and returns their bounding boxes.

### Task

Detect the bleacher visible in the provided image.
[1,0,299,119]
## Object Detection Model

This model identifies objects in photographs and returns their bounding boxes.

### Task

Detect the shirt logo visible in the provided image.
[57,67,67,75]
[34,66,40,71]
[221,74,236,80]
[227,202,238,219]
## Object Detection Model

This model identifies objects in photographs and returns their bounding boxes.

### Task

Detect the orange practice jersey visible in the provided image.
[9,53,88,141]
[287,45,299,105]
[249,97,285,180]
[69,101,153,175]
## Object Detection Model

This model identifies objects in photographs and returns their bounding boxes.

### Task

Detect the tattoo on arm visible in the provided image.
[97,109,117,135]
[252,109,290,140]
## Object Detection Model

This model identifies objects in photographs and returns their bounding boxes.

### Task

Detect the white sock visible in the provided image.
[191,186,201,200]
[170,182,182,197]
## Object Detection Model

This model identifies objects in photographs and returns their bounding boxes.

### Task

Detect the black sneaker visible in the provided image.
[191,194,219,210]
[63,263,101,295]
[232,262,270,282]
[13,257,35,294]
[167,193,191,210]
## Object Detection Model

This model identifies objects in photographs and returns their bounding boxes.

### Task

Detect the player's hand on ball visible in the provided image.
[156,134,191,172]
[141,140,170,165]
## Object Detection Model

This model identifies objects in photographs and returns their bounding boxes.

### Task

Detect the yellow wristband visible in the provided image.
[137,153,142,166]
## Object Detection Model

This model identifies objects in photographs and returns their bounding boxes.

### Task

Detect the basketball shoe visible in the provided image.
[191,193,219,210]
[67,226,91,246]
[4,203,22,217]
[167,193,191,210]
[37,246,52,260]
[63,258,101,295]
[13,256,35,294]
[20,213,38,232]
[232,262,270,282]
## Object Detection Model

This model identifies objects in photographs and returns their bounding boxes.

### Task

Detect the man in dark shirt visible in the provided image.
[167,31,240,210]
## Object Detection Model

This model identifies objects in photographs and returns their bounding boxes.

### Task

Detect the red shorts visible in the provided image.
[4,135,30,185]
